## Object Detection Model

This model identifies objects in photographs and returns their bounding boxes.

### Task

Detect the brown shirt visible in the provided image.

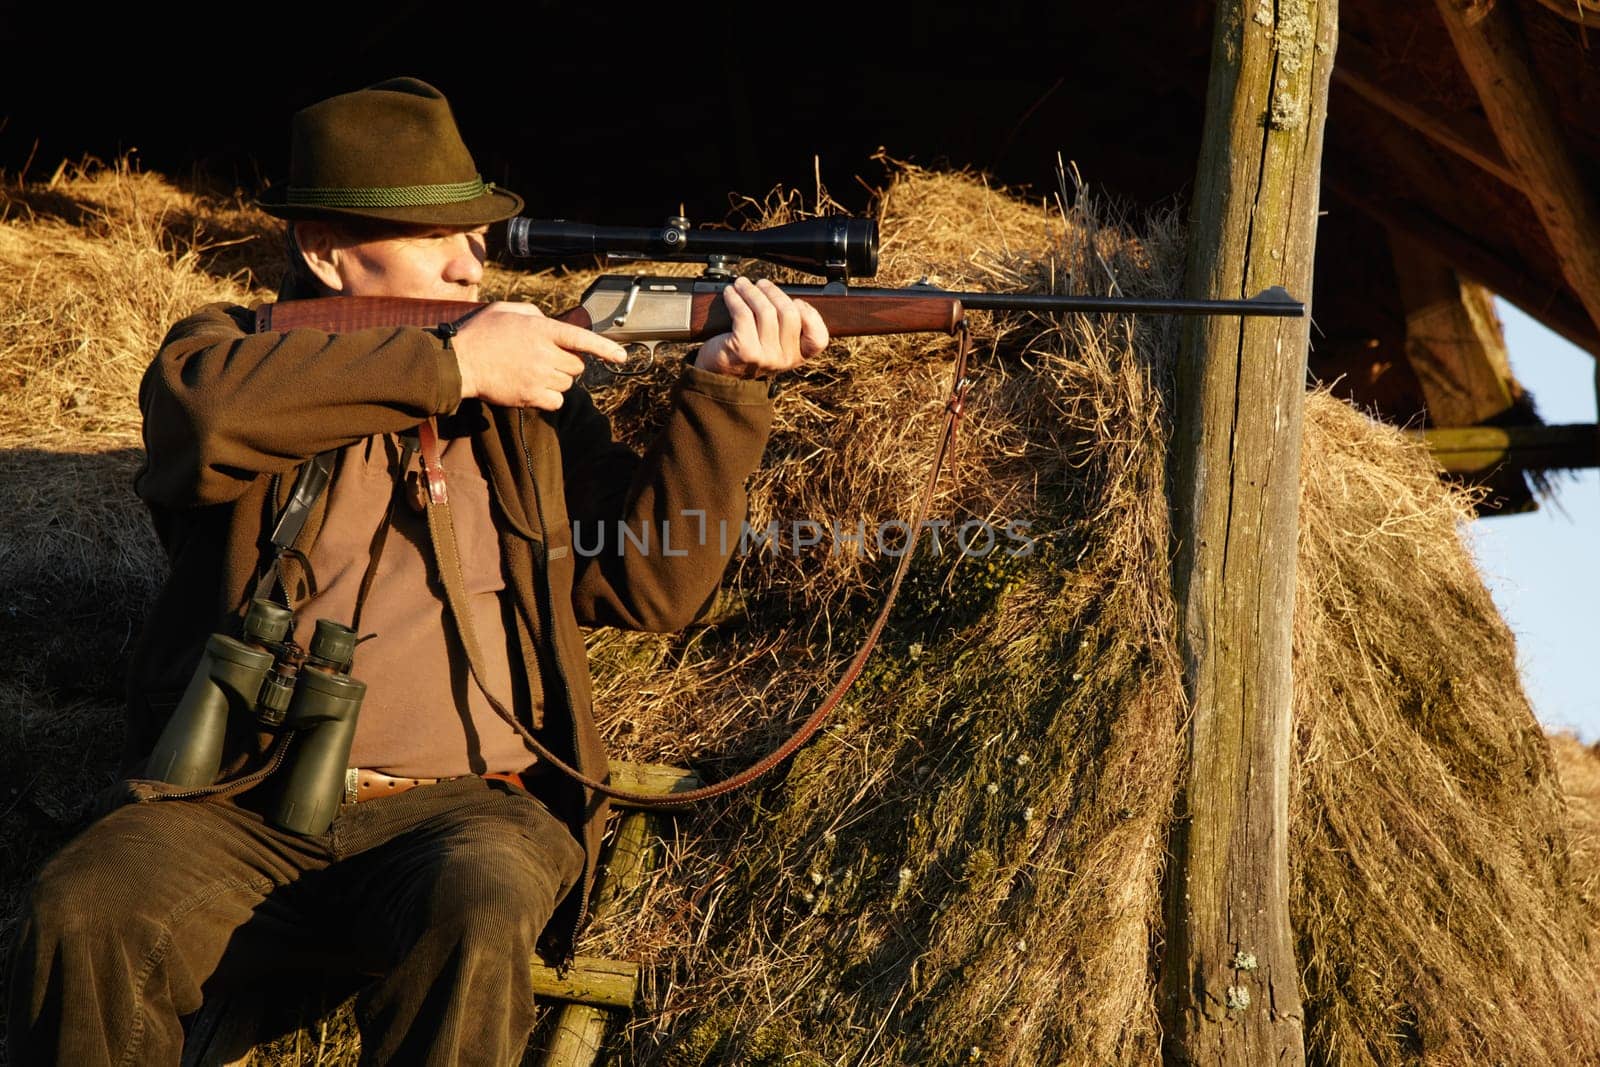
[294,430,534,778]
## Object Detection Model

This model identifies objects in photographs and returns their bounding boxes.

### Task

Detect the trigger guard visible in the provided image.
[611,342,657,377]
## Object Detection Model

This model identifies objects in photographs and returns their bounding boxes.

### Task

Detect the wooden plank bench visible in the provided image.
[182,761,700,1067]
[533,761,699,1067]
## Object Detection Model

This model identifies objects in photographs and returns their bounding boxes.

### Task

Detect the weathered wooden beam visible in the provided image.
[535,763,699,1066]
[1326,176,1600,358]
[1413,423,1600,472]
[1389,232,1518,427]
[606,760,703,809]
[540,1010,610,1067]
[528,957,640,1010]
[1435,0,1600,345]
[536,815,653,1065]
[1331,35,1522,190]
[1160,0,1336,1062]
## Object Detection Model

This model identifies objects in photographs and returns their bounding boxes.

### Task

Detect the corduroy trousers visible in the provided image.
[7,775,584,1067]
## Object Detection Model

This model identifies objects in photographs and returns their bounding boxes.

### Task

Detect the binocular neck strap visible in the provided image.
[249,437,415,642]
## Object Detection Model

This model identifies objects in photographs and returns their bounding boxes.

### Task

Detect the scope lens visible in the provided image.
[841,218,878,278]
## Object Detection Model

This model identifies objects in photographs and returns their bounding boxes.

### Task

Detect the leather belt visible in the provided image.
[343,767,528,804]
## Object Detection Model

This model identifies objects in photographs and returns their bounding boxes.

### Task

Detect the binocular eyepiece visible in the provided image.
[505,214,879,281]
[143,599,366,837]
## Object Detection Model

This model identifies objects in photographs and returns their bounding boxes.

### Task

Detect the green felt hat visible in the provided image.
[256,77,523,226]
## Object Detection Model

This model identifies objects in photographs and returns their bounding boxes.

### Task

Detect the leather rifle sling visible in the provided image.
[419,324,974,809]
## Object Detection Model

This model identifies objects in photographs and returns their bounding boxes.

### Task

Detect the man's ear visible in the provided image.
[293,221,346,294]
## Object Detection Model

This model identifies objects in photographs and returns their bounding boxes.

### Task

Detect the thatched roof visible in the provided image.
[1321,0,1600,361]
[1310,0,1600,513]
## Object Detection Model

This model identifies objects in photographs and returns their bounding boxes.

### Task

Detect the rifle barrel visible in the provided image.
[849,284,1305,318]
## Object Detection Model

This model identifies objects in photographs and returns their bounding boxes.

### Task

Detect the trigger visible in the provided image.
[609,342,659,377]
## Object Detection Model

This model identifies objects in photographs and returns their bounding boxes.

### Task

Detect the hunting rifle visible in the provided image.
[249,214,1304,809]
[254,214,1303,365]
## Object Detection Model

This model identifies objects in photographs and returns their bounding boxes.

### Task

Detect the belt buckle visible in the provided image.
[344,767,360,805]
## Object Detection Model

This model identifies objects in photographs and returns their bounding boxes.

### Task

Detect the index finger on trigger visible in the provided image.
[553,320,629,364]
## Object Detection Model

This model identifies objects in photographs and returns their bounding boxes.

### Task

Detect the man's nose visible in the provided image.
[446,235,485,286]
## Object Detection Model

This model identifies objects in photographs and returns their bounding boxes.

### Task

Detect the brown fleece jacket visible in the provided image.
[126,301,775,957]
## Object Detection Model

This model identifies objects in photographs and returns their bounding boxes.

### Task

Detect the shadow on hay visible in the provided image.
[0,445,160,687]
[0,443,159,1047]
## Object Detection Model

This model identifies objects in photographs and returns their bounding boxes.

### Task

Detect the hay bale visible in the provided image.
[1550,732,1600,927]
[570,166,1188,1065]
[1292,400,1600,1064]
[574,170,1600,1065]
[0,159,1595,1067]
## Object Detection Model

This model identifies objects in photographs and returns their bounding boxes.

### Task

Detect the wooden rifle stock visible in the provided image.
[251,290,966,343]
[254,296,591,333]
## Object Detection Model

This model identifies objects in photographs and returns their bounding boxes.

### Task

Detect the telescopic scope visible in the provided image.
[505,215,879,280]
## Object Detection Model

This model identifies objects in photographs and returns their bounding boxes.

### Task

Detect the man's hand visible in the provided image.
[694,277,829,379]
[452,302,629,410]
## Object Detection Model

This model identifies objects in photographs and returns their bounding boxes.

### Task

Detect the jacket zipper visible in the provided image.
[517,410,592,967]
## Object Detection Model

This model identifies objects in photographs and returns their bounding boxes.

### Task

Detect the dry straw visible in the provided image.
[0,157,1596,1066]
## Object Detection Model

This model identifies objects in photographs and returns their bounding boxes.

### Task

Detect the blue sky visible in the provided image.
[1461,301,1598,743]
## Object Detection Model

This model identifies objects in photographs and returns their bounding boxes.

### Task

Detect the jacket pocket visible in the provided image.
[447,465,508,596]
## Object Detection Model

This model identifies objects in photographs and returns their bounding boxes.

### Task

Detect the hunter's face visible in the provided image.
[302,221,489,302]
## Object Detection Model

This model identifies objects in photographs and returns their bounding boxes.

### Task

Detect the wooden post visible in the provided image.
[533,763,700,1067]
[1161,0,1336,1063]
[1415,423,1600,473]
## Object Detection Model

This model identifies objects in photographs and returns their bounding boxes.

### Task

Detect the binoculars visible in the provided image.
[144,598,366,836]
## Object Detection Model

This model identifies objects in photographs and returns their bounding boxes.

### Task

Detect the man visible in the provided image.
[8,76,826,1065]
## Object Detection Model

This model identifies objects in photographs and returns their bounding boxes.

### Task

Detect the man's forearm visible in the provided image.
[567,365,774,632]
[137,305,461,507]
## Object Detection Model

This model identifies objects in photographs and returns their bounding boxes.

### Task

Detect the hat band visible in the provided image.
[284,176,495,209]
